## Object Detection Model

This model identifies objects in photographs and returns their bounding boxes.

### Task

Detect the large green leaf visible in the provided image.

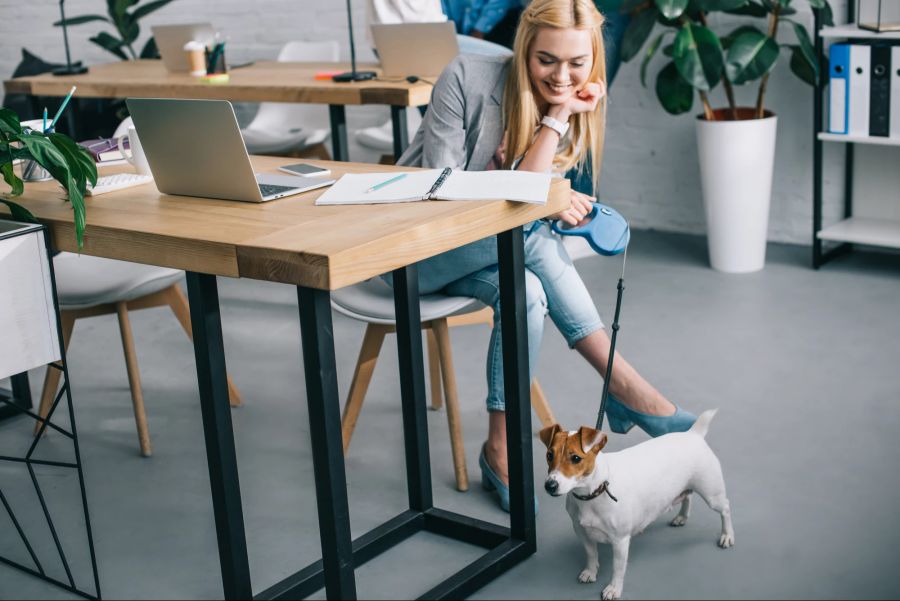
[109,0,131,20]
[791,21,818,84]
[1,162,24,196]
[52,14,110,27]
[673,23,723,91]
[721,24,764,49]
[725,0,767,15]
[131,0,177,20]
[788,45,816,85]
[656,61,694,114]
[620,7,660,62]
[725,30,780,84]
[641,31,672,87]
[140,36,160,59]
[655,0,689,19]
[50,133,98,189]
[19,135,72,186]
[692,0,748,11]
[120,18,140,45]
[0,198,36,223]
[90,32,129,60]
[0,108,22,136]
[820,0,835,26]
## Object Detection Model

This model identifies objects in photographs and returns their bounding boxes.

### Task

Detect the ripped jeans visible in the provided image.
[413,221,605,412]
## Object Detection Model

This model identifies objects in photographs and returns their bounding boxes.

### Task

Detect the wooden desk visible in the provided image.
[6,158,569,600]
[4,61,433,161]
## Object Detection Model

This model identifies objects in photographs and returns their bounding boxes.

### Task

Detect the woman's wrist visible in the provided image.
[546,104,572,122]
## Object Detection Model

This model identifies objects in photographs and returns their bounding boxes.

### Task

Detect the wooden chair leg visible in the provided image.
[426,328,443,410]
[35,312,76,435]
[165,284,243,408]
[433,318,469,492]
[116,302,152,457]
[531,378,556,428]
[341,324,388,454]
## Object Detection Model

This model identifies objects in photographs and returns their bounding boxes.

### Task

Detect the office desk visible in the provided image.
[6,157,569,599]
[3,60,433,161]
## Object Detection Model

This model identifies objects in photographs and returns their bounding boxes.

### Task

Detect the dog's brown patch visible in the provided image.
[539,424,608,479]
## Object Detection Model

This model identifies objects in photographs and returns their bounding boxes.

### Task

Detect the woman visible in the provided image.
[396,0,698,512]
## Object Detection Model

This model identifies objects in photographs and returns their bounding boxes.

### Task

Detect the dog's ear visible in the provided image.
[578,427,608,454]
[539,424,561,449]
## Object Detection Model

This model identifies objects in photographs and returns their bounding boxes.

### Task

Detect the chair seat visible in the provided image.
[241,125,319,155]
[53,253,184,310]
[332,278,485,325]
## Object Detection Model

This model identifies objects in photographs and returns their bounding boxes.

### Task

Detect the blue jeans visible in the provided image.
[411,221,605,412]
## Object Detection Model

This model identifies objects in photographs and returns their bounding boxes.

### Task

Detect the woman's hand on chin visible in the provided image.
[556,81,606,118]
[550,190,595,226]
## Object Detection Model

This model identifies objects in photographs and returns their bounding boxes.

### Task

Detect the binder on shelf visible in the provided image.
[829,43,850,134]
[892,46,900,139]
[869,45,892,137]
[848,44,871,136]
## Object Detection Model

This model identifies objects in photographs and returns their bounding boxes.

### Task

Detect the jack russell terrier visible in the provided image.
[540,409,734,600]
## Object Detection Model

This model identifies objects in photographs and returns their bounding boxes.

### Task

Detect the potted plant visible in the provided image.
[1,107,97,249]
[619,0,833,272]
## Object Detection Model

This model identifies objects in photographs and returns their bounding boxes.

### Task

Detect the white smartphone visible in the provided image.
[278,163,332,178]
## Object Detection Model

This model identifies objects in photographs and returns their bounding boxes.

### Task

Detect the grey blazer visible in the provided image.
[392,54,515,294]
[398,54,511,171]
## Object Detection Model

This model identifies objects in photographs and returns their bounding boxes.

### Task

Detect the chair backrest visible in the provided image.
[248,40,340,131]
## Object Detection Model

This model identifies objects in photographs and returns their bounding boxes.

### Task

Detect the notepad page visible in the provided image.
[436,170,551,204]
[315,170,443,205]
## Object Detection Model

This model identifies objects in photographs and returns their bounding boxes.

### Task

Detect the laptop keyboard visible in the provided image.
[259,183,297,197]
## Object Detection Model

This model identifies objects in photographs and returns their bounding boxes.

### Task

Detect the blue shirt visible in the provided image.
[441,0,521,36]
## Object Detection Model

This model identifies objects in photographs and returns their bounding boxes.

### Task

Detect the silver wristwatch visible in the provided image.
[541,114,570,138]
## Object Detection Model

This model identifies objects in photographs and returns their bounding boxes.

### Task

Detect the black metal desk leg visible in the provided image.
[185,272,252,600]
[392,265,433,511]
[297,286,357,600]
[390,106,409,161]
[329,105,349,162]
[497,228,537,550]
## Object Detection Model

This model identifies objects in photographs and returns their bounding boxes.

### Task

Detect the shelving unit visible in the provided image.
[813,15,900,267]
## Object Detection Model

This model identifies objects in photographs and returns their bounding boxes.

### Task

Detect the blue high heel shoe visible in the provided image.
[605,394,698,437]
[479,445,538,514]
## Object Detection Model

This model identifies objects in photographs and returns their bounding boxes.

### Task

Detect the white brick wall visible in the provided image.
[1,0,852,245]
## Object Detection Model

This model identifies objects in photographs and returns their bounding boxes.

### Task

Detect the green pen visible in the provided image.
[365,173,408,193]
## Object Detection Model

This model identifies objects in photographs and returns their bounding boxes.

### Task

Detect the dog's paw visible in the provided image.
[718,532,735,548]
[578,568,597,583]
[670,515,688,527]
[601,583,622,600]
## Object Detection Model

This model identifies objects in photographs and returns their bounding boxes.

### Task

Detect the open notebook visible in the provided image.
[315,168,552,206]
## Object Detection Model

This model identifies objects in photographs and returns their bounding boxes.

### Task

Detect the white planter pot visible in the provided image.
[696,109,777,273]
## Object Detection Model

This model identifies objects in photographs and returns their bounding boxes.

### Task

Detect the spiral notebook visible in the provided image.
[314,168,551,206]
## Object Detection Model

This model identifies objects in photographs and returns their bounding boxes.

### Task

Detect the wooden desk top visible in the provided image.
[4,157,569,290]
[3,60,433,107]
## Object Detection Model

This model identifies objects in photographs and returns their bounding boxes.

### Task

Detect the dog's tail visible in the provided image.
[688,409,718,438]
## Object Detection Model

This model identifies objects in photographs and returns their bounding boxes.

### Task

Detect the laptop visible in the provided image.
[151,23,216,72]
[371,22,459,78]
[126,98,335,203]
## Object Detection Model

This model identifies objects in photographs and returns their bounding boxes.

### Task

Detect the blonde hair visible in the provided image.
[502,0,607,192]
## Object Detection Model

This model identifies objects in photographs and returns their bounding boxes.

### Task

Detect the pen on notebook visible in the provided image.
[49,86,77,129]
[365,173,408,193]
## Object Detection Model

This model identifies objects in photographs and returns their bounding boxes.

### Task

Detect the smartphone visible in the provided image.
[278,163,332,178]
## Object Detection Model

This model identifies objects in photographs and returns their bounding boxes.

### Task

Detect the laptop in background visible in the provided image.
[151,23,216,72]
[126,98,334,203]
[371,22,459,78]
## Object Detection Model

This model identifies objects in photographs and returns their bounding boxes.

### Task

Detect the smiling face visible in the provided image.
[527,26,594,110]
[539,425,608,496]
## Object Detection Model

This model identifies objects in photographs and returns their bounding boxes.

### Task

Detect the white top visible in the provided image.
[366,0,447,24]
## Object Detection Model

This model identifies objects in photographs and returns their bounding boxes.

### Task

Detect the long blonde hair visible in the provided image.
[502,0,607,192]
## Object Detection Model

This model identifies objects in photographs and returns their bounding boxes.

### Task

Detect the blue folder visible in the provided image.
[829,43,850,134]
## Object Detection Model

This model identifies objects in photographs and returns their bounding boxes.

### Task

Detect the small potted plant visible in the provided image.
[1,107,96,249]
[619,0,833,272]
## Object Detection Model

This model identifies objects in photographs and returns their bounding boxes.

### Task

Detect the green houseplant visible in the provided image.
[1,108,97,249]
[53,0,177,60]
[617,0,834,272]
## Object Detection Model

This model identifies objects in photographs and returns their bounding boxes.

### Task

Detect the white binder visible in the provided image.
[891,46,900,139]
[848,44,871,136]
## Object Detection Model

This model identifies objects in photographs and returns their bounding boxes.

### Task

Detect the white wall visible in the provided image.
[1,0,857,245]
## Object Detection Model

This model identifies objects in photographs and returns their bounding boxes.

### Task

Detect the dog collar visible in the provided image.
[572,480,618,503]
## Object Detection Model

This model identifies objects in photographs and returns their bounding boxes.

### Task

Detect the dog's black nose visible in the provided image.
[544,479,558,494]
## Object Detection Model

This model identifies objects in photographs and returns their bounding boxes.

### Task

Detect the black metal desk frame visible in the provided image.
[185,227,535,599]
[328,105,410,163]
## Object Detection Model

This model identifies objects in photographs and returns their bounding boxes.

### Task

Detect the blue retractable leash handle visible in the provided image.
[552,202,629,430]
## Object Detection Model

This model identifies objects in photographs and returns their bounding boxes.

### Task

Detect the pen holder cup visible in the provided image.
[204,46,228,75]
[18,120,54,182]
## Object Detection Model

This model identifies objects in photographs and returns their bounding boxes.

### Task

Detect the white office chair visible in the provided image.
[36,254,243,457]
[240,40,340,157]
[333,278,555,492]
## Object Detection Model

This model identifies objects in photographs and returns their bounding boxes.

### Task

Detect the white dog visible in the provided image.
[539,409,734,600]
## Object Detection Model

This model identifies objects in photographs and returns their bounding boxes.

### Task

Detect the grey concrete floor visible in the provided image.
[2,231,900,600]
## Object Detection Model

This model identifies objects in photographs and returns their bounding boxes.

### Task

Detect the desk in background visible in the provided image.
[6,157,569,599]
[3,60,433,162]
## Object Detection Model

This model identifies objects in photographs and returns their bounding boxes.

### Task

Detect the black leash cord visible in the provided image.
[596,250,627,430]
